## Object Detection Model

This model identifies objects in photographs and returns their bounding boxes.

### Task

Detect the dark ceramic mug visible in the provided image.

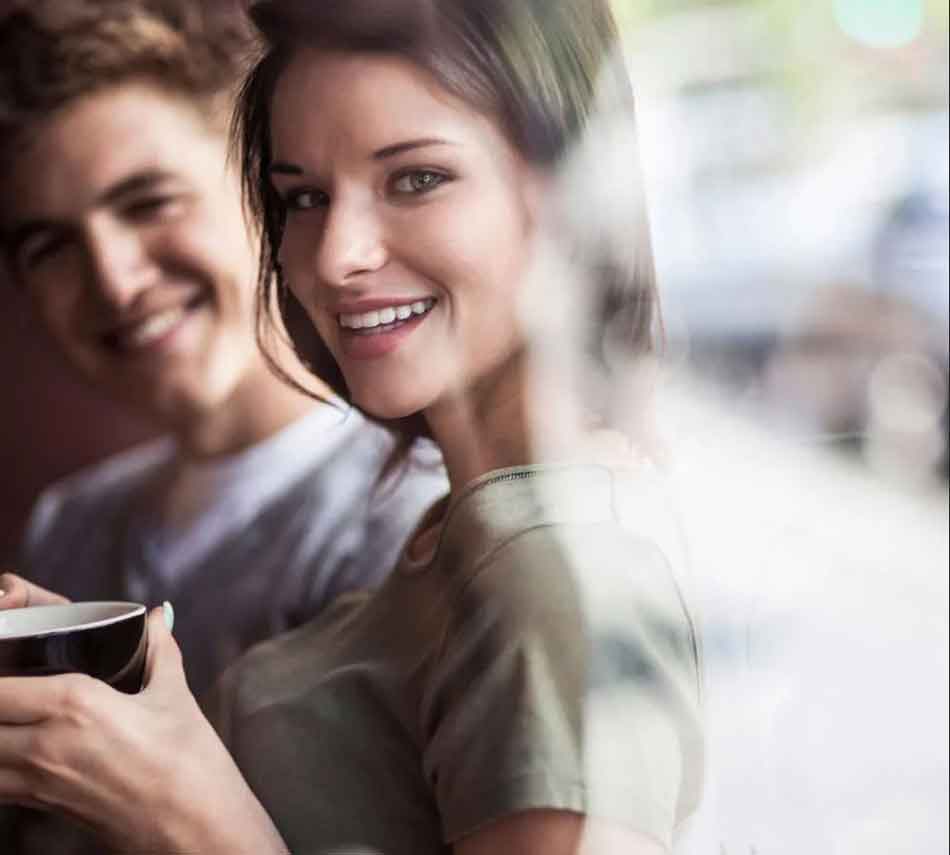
[0,602,148,693]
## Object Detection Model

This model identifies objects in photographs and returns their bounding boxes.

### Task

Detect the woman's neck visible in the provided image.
[423,352,535,492]
[425,351,645,494]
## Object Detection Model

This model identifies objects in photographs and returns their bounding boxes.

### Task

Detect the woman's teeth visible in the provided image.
[339,299,435,331]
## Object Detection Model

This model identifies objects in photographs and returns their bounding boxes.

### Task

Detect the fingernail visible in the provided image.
[163,601,175,632]
[0,590,6,598]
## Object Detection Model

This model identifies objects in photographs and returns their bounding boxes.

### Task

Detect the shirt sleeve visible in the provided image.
[419,522,703,849]
[17,486,65,583]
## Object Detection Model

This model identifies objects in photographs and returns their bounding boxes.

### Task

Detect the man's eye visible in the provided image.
[283,188,329,212]
[19,232,69,271]
[124,196,183,222]
[391,170,449,195]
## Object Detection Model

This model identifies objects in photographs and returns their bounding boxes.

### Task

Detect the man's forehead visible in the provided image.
[1,85,224,221]
[33,85,208,164]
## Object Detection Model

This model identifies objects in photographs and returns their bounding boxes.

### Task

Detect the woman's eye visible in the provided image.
[391,170,449,195]
[284,188,329,212]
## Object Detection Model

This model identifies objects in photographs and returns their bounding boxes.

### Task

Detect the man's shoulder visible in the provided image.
[22,439,174,555]
[36,438,173,509]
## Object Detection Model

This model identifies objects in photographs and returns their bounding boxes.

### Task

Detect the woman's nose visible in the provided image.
[313,196,388,287]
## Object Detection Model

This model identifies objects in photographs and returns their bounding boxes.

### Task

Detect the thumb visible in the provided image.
[142,602,187,692]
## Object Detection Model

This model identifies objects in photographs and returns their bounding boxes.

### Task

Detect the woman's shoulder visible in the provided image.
[420,467,705,844]
[446,518,691,655]
[434,462,678,581]
[427,461,701,681]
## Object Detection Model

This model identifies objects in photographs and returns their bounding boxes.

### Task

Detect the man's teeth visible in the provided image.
[339,299,434,330]
[122,307,187,348]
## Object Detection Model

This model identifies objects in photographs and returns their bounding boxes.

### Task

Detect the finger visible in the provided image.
[0,762,103,836]
[0,766,35,803]
[0,573,69,610]
[0,719,35,768]
[0,673,88,724]
[0,726,85,816]
[141,605,186,694]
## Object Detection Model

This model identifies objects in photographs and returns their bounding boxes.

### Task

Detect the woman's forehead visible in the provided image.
[268,48,506,164]
[273,48,454,119]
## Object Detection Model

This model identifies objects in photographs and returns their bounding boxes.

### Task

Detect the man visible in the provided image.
[0,1,444,715]
[0,3,445,849]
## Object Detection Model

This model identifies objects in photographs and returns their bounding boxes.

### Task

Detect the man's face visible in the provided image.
[0,83,261,424]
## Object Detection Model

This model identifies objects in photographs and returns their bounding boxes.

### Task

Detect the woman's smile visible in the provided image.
[334,297,437,360]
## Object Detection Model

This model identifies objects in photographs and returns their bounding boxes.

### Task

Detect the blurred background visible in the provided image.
[0,0,947,851]
[0,307,155,564]
[608,1,948,852]
[621,0,948,473]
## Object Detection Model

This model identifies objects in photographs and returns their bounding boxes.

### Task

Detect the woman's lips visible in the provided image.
[337,297,435,331]
[337,300,435,361]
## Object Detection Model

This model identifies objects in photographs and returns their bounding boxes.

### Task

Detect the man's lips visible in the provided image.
[99,293,207,353]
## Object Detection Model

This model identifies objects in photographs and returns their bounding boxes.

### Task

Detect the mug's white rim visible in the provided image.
[0,602,146,641]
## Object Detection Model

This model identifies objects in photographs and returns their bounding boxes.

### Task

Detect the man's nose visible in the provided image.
[83,219,156,306]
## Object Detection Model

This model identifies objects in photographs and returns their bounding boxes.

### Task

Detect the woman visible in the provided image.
[0,1,702,852]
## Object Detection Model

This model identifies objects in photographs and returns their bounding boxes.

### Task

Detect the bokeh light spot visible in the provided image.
[834,0,924,48]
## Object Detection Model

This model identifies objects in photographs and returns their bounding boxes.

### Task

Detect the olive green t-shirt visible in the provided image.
[208,464,703,854]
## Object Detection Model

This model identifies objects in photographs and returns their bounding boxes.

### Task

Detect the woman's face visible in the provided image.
[269,48,543,420]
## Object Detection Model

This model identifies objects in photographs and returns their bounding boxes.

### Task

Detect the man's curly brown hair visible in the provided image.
[0,0,256,175]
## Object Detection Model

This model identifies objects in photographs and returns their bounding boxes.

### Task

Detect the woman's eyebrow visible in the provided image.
[268,162,303,176]
[372,137,456,160]
[267,138,457,176]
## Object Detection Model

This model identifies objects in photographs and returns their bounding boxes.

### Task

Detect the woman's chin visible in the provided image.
[351,388,431,423]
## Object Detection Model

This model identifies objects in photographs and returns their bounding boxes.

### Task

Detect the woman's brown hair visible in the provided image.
[234,0,659,447]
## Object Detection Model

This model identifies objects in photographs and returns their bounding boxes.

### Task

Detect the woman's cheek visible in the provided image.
[279,233,309,292]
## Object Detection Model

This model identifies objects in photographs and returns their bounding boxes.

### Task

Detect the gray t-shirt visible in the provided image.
[20,403,446,696]
[209,463,704,854]
[4,404,447,854]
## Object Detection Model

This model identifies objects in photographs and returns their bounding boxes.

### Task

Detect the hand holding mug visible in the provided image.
[0,600,148,693]
[0,605,288,854]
